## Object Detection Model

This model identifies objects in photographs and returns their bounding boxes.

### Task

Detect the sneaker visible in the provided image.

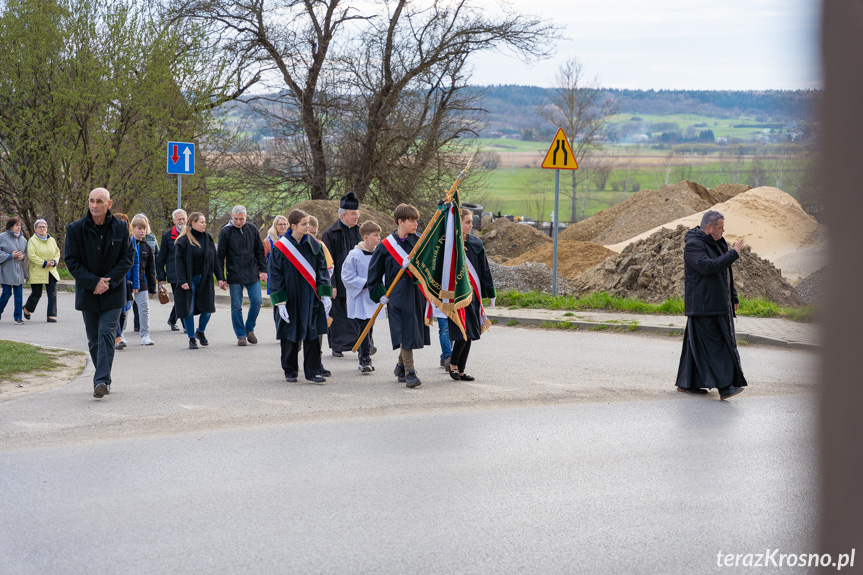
[285,373,298,383]
[405,369,421,388]
[195,331,209,346]
[115,339,127,350]
[141,336,155,346]
[440,355,451,368]
[332,351,344,357]
[93,383,108,398]
[106,384,111,394]
[360,363,373,374]
[246,332,258,344]
[15,318,24,324]
[169,322,180,332]
[306,374,326,384]
[394,363,406,383]
[237,337,248,346]
[189,338,198,350]
[719,385,745,400]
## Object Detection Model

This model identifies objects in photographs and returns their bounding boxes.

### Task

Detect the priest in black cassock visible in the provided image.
[675,210,748,400]
[321,192,362,356]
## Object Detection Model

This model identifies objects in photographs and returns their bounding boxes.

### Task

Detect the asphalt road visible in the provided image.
[0,292,821,573]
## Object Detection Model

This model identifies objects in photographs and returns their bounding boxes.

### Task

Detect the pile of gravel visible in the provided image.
[794,267,826,304]
[489,260,572,294]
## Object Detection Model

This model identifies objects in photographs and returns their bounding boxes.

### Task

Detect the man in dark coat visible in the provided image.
[156,208,186,331]
[675,210,748,400]
[217,205,267,346]
[321,191,362,356]
[64,188,136,398]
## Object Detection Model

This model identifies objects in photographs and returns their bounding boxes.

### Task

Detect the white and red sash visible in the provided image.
[274,235,319,298]
[382,235,432,321]
[465,256,491,332]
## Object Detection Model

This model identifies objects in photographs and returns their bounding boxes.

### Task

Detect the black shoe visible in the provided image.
[47,317,57,323]
[440,355,451,368]
[169,321,180,332]
[23,309,31,320]
[332,351,344,358]
[285,373,298,383]
[360,358,373,374]
[189,338,198,350]
[394,363,406,383]
[719,385,745,400]
[405,369,421,388]
[134,327,140,333]
[195,331,209,346]
[15,318,24,324]
[306,374,326,384]
[677,387,708,395]
[106,384,111,395]
[448,368,461,381]
[93,383,108,398]
[459,373,475,381]
[321,368,332,377]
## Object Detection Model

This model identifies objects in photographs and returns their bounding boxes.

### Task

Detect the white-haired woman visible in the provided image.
[23,219,60,322]
[263,215,289,294]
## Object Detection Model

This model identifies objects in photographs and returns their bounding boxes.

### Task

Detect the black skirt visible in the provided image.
[675,314,748,390]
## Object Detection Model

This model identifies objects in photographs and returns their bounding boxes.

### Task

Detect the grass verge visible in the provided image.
[0,340,64,380]
[495,290,815,323]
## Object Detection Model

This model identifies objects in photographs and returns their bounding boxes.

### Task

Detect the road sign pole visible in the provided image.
[177,175,182,210]
[552,169,560,296]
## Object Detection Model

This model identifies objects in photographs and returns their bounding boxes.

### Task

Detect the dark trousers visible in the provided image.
[82,307,123,387]
[450,340,472,372]
[168,282,182,327]
[281,337,322,379]
[24,275,58,318]
[357,318,373,362]
[133,300,139,330]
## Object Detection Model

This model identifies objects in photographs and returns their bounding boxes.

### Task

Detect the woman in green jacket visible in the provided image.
[24,219,61,322]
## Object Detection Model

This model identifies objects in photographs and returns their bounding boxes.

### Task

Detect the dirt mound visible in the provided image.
[560,180,747,245]
[481,218,551,262]
[606,187,826,283]
[709,183,752,203]
[489,260,571,294]
[571,225,804,307]
[290,200,395,237]
[505,240,616,279]
[795,267,826,304]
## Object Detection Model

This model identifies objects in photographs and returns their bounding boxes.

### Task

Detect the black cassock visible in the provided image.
[321,219,362,352]
[268,234,331,342]
[449,234,496,342]
[366,231,431,351]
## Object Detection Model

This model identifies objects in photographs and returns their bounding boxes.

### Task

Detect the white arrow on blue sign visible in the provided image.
[167,141,195,175]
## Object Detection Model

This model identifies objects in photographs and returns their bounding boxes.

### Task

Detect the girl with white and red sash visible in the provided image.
[366,203,431,388]
[268,209,333,384]
[447,208,496,381]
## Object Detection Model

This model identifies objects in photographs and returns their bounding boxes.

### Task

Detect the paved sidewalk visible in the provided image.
[56,279,819,349]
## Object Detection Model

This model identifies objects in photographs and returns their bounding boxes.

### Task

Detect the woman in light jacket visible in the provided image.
[0,217,28,324]
[23,219,61,322]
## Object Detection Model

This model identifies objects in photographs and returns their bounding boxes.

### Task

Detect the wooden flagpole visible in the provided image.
[351,160,472,353]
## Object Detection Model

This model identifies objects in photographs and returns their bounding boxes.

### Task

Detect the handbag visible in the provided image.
[157,283,170,305]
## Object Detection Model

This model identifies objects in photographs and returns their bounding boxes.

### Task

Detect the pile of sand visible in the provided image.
[481,218,551,262]
[489,260,572,294]
[604,187,827,282]
[505,240,616,279]
[571,225,804,307]
[291,200,395,236]
[560,180,750,245]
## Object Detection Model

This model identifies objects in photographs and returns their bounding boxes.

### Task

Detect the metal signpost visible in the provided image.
[541,128,578,296]
[166,141,196,209]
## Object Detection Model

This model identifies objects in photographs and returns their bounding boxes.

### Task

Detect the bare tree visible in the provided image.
[538,57,618,222]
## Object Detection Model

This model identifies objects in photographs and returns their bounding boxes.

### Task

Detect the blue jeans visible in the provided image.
[185,274,212,338]
[0,284,23,321]
[229,281,262,338]
[438,317,452,359]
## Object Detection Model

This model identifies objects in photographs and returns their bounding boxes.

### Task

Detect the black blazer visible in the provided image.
[174,231,223,317]
[683,227,739,316]
[64,210,136,312]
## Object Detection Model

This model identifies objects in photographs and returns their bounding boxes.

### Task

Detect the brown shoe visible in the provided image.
[237,337,248,346]
[246,332,258,344]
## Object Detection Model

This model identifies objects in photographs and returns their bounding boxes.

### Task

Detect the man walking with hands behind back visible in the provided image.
[675,210,748,400]
[64,188,136,398]
[218,205,267,346]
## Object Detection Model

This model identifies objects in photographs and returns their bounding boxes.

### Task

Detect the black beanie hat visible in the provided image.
[340,191,360,210]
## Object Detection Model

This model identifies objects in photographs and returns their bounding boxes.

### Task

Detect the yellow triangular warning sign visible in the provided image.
[541,128,578,170]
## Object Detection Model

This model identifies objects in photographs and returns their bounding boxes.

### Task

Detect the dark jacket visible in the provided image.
[174,231,223,317]
[64,209,136,312]
[450,233,496,342]
[683,227,739,316]
[217,222,266,285]
[268,234,333,342]
[137,239,157,294]
[156,226,182,283]
[321,218,362,298]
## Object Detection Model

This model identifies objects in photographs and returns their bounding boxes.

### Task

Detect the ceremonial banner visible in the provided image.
[408,191,472,339]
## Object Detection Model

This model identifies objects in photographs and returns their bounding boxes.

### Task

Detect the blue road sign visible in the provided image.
[167,141,195,175]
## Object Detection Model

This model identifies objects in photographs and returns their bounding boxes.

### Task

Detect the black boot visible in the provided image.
[405,369,421,388]
[394,363,406,383]
[189,338,198,350]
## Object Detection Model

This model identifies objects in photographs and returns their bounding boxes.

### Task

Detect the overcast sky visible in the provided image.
[469,0,822,90]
